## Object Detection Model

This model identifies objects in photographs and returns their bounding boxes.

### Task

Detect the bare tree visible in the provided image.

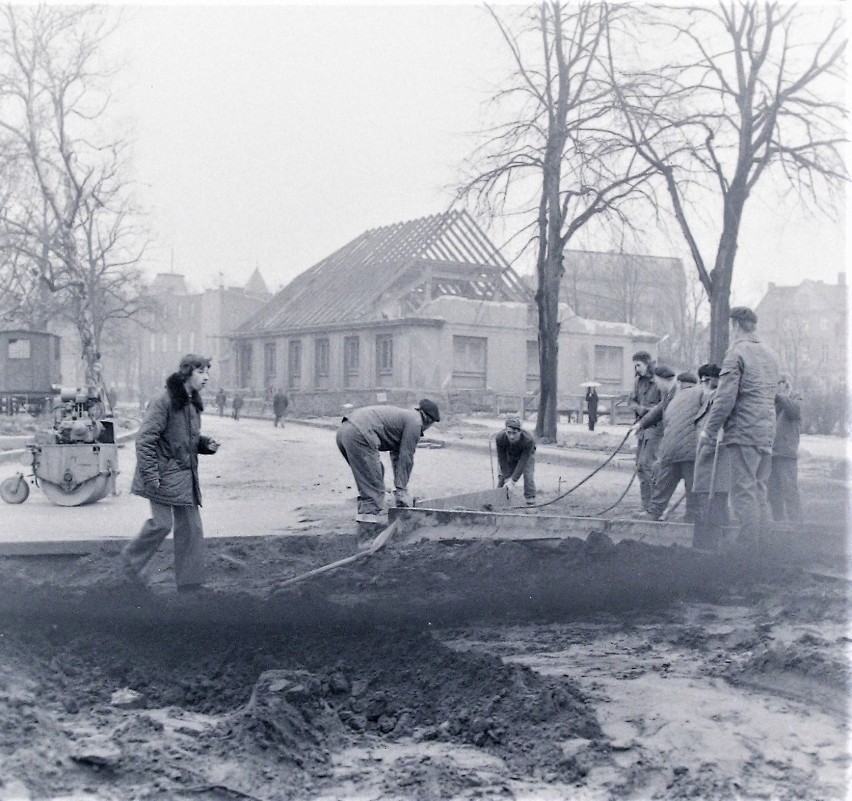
[612,1,846,361]
[0,5,149,385]
[459,1,654,441]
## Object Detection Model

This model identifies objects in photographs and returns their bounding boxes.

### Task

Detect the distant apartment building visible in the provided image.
[136,269,271,399]
[560,250,694,363]
[756,273,847,389]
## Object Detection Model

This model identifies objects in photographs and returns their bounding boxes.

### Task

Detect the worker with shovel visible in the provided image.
[336,399,440,537]
[691,364,729,549]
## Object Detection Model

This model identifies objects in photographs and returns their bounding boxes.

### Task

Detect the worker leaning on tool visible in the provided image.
[495,416,537,506]
[336,399,440,536]
[691,363,727,548]
[698,306,779,545]
[627,351,663,512]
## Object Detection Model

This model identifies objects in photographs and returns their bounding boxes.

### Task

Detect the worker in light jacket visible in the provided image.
[336,399,440,535]
[768,374,803,522]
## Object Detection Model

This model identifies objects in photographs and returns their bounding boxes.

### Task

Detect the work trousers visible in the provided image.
[768,456,802,522]
[728,444,772,541]
[336,421,386,521]
[122,500,205,588]
[499,453,536,501]
[648,459,695,520]
[692,491,729,549]
[636,437,659,511]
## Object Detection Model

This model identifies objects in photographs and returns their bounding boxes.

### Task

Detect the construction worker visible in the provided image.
[627,351,662,512]
[692,363,729,548]
[336,399,440,535]
[635,370,703,521]
[495,416,537,506]
[699,307,780,544]
[768,374,803,522]
[122,354,220,592]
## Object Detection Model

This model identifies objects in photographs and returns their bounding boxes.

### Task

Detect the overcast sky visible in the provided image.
[110,4,847,307]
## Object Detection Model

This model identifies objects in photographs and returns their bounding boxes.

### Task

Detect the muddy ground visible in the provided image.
[0,415,849,800]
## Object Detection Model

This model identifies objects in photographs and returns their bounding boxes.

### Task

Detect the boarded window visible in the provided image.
[344,336,359,387]
[526,340,540,393]
[288,340,302,389]
[452,336,487,389]
[594,345,623,382]
[376,335,393,377]
[8,338,30,359]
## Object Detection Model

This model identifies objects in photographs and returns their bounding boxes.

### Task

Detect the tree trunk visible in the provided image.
[536,273,560,442]
[708,193,744,363]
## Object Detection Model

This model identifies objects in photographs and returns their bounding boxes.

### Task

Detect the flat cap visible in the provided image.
[417,398,440,423]
[632,351,653,364]
[653,365,676,379]
[698,363,721,379]
[729,306,758,324]
[505,416,522,430]
[677,371,698,384]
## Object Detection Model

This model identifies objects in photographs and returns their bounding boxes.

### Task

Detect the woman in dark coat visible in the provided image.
[122,354,220,591]
[585,387,599,431]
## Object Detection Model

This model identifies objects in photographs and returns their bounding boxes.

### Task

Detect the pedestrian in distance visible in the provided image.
[121,354,220,593]
[232,392,244,421]
[273,388,289,428]
[215,388,226,417]
[336,399,440,537]
[699,307,779,544]
[627,352,663,512]
[585,387,599,431]
[768,374,803,522]
[495,416,537,505]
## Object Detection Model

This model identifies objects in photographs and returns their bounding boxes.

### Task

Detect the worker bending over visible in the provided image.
[336,399,440,536]
[495,416,537,506]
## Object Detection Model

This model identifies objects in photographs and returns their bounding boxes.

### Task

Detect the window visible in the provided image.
[239,343,253,387]
[8,338,30,359]
[264,342,277,385]
[344,336,360,387]
[452,336,487,389]
[526,340,540,392]
[288,339,302,389]
[594,345,623,382]
[315,338,329,377]
[376,335,393,382]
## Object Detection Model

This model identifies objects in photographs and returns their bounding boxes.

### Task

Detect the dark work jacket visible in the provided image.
[273,392,289,415]
[131,374,216,506]
[655,385,704,465]
[496,429,536,482]
[629,373,662,442]
[773,394,802,458]
[692,388,731,494]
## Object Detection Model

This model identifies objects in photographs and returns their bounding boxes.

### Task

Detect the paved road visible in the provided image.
[0,416,616,544]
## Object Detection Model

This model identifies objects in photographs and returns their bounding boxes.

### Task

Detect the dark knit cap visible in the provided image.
[677,371,698,384]
[730,306,758,324]
[632,351,653,364]
[418,398,440,423]
[653,365,675,379]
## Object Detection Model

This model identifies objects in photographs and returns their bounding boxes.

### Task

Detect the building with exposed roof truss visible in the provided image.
[231,211,657,414]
